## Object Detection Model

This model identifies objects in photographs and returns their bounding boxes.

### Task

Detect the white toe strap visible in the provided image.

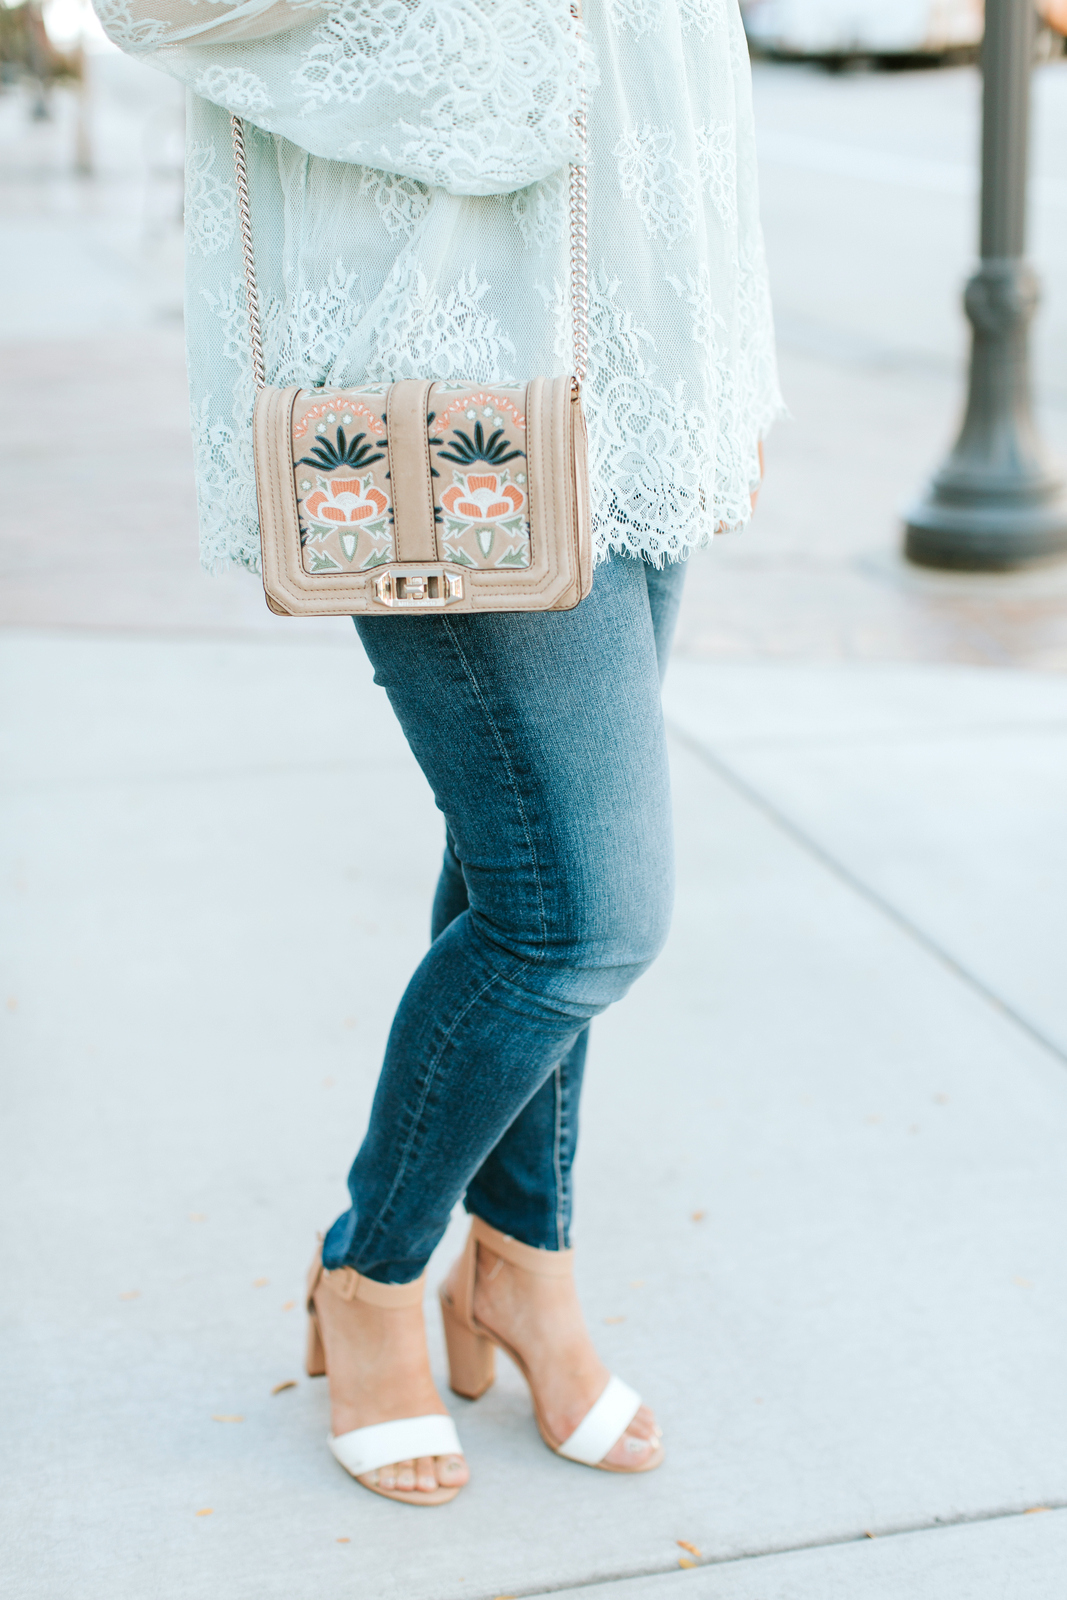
[556,1374,641,1465]
[329,1415,462,1477]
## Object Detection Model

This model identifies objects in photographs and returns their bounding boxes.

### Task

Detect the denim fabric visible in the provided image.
[322,552,686,1282]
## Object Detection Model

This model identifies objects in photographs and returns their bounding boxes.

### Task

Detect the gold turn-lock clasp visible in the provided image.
[371,566,464,608]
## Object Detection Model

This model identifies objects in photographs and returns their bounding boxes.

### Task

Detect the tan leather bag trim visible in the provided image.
[387,379,437,564]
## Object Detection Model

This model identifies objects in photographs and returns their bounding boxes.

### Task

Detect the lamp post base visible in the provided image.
[904,484,1067,571]
[903,258,1067,572]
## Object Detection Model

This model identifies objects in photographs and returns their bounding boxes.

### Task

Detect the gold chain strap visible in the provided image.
[230,33,590,391]
[231,113,266,391]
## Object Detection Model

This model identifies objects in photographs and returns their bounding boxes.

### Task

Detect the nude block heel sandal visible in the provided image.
[306,1250,465,1506]
[439,1215,664,1474]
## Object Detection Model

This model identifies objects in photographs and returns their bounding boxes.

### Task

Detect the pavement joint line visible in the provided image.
[464,1499,1067,1600]
[668,717,1067,756]
[666,720,1067,1071]
[1,758,401,797]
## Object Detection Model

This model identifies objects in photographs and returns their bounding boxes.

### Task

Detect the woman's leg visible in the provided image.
[316,552,678,1489]
[457,554,687,1249]
[324,550,675,1282]
[431,828,588,1251]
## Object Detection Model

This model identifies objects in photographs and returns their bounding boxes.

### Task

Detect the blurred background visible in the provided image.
[5,6,1067,1599]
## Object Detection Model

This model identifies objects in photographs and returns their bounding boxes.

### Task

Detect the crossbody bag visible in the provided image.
[228,64,592,617]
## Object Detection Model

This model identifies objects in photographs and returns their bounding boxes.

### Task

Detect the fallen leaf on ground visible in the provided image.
[6,998,18,1011]
[1025,1506,1051,1514]
[271,1381,297,1395]
[863,1531,875,1539]
[253,1277,269,1287]
[281,1301,295,1312]
[677,1541,702,1556]
[603,1315,625,1325]
[195,1509,213,1517]
[690,1210,705,1222]
[336,1537,350,1543]
[212,1415,244,1423]
[119,1291,140,1301]
[678,1558,697,1569]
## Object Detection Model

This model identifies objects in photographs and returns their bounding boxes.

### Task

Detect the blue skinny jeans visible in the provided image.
[322,551,686,1282]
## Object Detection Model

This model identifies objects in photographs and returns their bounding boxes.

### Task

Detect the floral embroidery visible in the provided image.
[615,125,699,244]
[299,474,394,570]
[430,388,531,568]
[292,393,386,442]
[293,408,394,572]
[304,477,389,526]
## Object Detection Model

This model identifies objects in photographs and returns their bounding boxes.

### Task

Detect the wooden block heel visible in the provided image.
[441,1292,496,1399]
[439,1216,664,1474]
[305,1307,326,1377]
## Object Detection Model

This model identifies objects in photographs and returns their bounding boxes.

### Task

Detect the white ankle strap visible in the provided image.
[556,1375,641,1466]
[329,1415,462,1477]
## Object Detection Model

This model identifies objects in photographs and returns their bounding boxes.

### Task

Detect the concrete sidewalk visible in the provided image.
[4,40,1067,1600]
[3,634,1066,1598]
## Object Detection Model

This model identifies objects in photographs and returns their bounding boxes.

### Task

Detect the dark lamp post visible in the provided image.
[903,0,1067,569]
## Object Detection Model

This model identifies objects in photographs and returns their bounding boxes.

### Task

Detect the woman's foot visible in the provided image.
[312,1272,469,1498]
[441,1239,661,1469]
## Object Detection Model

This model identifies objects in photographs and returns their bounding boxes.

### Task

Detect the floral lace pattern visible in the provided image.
[695,120,737,232]
[677,0,726,36]
[194,65,273,116]
[615,124,699,244]
[185,140,237,257]
[605,0,664,36]
[363,260,516,384]
[359,169,430,238]
[97,0,783,573]
[511,170,567,250]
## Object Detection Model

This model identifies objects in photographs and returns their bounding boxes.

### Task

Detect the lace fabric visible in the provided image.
[98,0,784,571]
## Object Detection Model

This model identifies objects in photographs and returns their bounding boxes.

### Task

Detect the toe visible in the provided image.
[395,1459,417,1491]
[626,1404,659,1442]
[436,1453,469,1488]
[377,1463,397,1491]
[414,1455,438,1493]
[603,1428,658,1469]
